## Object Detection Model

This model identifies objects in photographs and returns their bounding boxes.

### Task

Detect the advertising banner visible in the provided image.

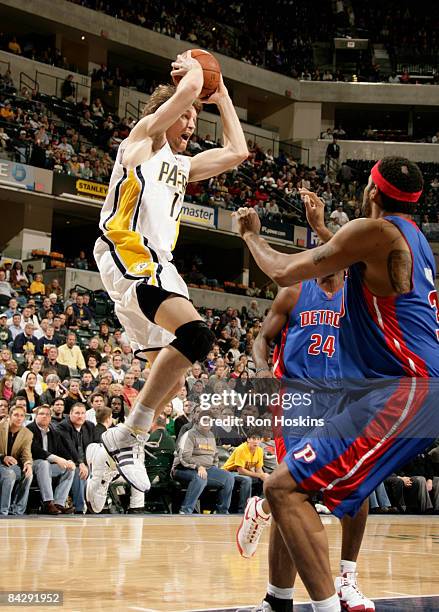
[52,174,107,202]
[260,220,293,241]
[181,201,217,228]
[0,159,53,194]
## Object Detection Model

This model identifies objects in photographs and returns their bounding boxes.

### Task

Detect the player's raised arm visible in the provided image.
[128,51,203,143]
[253,287,300,376]
[233,207,381,287]
[188,76,248,182]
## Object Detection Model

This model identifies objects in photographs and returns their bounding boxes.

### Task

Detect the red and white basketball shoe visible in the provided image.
[236,496,271,558]
[335,572,375,611]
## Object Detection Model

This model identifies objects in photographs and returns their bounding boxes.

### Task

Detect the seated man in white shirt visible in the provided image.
[108,353,125,384]
[85,392,106,425]
[330,204,350,226]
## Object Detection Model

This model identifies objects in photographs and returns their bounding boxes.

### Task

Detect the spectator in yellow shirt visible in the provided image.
[0,103,14,121]
[57,332,86,375]
[222,429,268,512]
[29,274,45,296]
[8,37,22,54]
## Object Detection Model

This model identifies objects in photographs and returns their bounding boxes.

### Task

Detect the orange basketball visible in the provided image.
[174,49,221,100]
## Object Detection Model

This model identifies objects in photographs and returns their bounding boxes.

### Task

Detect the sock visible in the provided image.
[124,402,154,434]
[340,559,357,581]
[267,584,294,600]
[265,593,293,612]
[256,497,271,519]
[311,593,341,612]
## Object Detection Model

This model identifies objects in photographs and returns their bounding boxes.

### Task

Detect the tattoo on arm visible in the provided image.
[312,244,335,265]
[387,250,412,293]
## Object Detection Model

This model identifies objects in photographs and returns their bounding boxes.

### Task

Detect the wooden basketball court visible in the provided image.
[1,515,438,611]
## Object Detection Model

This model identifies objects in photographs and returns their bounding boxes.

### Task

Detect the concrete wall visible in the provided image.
[297,81,439,107]
[292,102,322,140]
[0,50,91,101]
[303,139,439,167]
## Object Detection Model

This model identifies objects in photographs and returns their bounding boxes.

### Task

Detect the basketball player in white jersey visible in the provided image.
[87,51,248,504]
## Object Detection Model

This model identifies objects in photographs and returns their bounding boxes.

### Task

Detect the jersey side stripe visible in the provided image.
[103,169,160,283]
[131,166,145,231]
[103,167,127,231]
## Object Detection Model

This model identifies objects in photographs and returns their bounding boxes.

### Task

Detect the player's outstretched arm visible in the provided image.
[128,52,203,144]
[253,287,300,376]
[188,76,248,182]
[233,207,377,287]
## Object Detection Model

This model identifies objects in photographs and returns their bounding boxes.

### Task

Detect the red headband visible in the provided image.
[371,161,422,203]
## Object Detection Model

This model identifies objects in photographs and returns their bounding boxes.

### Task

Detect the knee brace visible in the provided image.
[170,320,215,364]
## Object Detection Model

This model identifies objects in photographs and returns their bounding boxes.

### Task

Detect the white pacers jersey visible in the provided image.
[94,140,192,353]
[98,139,191,282]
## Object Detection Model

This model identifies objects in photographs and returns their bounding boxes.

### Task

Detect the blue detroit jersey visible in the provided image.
[339,216,439,378]
[274,279,343,381]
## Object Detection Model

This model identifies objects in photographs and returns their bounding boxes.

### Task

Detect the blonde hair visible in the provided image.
[141,84,202,117]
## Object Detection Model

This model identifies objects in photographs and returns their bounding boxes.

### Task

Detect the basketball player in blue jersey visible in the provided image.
[87,51,248,506]
[237,276,373,612]
[234,157,439,612]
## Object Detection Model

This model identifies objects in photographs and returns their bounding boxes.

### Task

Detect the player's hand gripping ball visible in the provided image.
[172,49,221,100]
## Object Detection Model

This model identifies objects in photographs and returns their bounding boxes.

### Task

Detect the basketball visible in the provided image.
[175,48,221,100]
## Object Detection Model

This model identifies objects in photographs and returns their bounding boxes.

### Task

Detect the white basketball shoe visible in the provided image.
[101,424,151,492]
[236,496,271,558]
[335,572,375,611]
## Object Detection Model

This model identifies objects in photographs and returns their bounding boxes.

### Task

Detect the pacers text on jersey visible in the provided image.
[157,161,188,195]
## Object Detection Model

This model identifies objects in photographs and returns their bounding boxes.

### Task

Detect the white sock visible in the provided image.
[267,583,294,600]
[311,592,341,611]
[256,498,271,519]
[124,402,154,433]
[340,559,357,579]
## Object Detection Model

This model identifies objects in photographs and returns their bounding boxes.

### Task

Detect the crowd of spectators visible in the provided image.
[1,69,438,230]
[0,270,438,516]
[347,1,439,68]
[63,0,439,83]
[0,68,364,227]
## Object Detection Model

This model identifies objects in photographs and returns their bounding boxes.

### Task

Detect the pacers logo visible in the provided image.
[293,443,316,463]
[131,262,152,275]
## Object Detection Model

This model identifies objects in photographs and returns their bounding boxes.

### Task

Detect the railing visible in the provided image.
[237,164,303,220]
[0,58,10,74]
[280,139,310,165]
[197,117,217,141]
[137,99,146,118]
[36,70,90,103]
[19,71,38,95]
[10,144,31,164]
[125,101,138,120]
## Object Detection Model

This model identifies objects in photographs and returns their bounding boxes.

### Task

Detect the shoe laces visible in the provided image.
[135,433,149,445]
[246,517,265,543]
[339,575,371,605]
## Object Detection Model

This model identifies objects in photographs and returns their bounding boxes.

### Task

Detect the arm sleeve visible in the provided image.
[256,448,264,469]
